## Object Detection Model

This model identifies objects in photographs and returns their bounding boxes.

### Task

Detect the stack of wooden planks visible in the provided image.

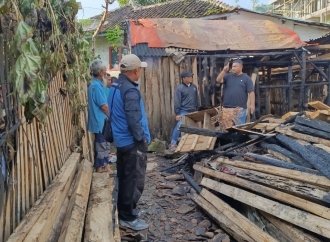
[184,109,330,241]
[6,153,120,242]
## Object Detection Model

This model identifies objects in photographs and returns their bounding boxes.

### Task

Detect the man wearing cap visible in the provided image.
[108,54,150,231]
[216,59,255,124]
[170,71,200,152]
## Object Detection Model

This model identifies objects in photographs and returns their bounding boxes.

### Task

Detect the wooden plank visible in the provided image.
[190,192,253,242]
[23,122,30,213]
[195,165,330,218]
[260,212,322,242]
[58,160,93,242]
[203,112,212,129]
[282,112,299,120]
[267,150,292,163]
[314,144,330,153]
[47,197,69,242]
[162,57,172,141]
[84,173,115,242]
[201,178,330,238]
[7,153,80,242]
[200,189,276,242]
[175,133,188,152]
[253,123,279,131]
[275,127,330,146]
[308,100,330,110]
[182,115,197,127]
[309,110,330,122]
[217,159,330,189]
[190,135,199,151]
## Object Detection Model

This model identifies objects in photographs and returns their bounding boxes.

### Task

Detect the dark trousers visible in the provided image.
[117,141,147,221]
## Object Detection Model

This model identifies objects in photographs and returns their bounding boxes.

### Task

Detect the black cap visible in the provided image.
[180,71,193,78]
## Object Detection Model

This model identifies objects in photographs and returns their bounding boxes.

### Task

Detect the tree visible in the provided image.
[118,0,168,7]
[255,3,271,12]
[250,0,259,10]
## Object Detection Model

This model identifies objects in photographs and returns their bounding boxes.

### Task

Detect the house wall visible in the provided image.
[215,11,329,41]
[93,36,110,67]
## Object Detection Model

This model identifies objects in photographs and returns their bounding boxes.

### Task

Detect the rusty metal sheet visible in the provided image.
[129,18,306,51]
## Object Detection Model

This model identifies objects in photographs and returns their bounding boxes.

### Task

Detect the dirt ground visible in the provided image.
[117,153,229,242]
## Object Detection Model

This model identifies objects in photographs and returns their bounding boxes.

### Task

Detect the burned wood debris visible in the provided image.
[169,105,330,241]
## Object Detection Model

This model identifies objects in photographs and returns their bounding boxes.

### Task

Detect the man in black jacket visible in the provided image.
[170,71,199,152]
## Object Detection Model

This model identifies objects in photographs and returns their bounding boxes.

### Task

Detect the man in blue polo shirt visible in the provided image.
[87,60,113,174]
[108,54,150,231]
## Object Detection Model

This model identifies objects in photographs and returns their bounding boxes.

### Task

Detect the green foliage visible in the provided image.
[118,0,168,7]
[105,25,124,48]
[255,3,271,12]
[8,0,93,124]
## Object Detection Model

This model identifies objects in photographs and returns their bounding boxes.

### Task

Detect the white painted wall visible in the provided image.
[94,36,110,67]
[215,11,329,41]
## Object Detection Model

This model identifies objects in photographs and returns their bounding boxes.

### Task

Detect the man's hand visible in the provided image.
[250,105,255,115]
[175,115,181,121]
[223,63,230,72]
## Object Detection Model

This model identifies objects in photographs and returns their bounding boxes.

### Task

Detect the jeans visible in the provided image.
[171,110,189,145]
[116,141,148,221]
[236,109,247,125]
[93,133,110,169]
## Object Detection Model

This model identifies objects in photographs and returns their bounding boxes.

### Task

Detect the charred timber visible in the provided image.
[306,145,330,163]
[292,124,330,140]
[259,143,312,168]
[178,124,228,138]
[295,116,330,134]
[276,134,330,180]
[244,152,319,175]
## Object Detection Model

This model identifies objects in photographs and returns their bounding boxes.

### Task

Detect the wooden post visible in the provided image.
[198,56,204,107]
[255,69,260,117]
[299,51,306,111]
[247,67,258,122]
[281,87,286,115]
[265,88,270,114]
[287,65,293,111]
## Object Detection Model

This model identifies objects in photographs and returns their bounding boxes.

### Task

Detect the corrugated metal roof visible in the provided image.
[308,32,330,45]
[131,43,201,57]
[83,0,235,33]
[128,18,306,51]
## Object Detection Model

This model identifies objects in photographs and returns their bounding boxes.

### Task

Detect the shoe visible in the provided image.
[133,209,145,217]
[119,218,149,231]
[169,144,177,152]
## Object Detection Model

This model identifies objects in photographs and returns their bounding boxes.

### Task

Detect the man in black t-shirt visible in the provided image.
[216,59,255,124]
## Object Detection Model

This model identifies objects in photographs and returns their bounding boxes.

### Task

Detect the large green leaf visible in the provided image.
[14,22,34,48]
[21,38,39,56]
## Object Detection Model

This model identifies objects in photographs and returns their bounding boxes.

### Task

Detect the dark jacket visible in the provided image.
[174,83,200,115]
[108,74,151,148]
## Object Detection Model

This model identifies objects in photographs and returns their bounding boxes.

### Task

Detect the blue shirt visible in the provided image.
[87,78,107,133]
[108,74,151,148]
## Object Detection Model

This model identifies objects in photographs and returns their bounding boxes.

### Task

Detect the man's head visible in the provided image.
[120,54,148,82]
[90,60,107,81]
[231,59,243,75]
[106,70,112,87]
[180,71,193,84]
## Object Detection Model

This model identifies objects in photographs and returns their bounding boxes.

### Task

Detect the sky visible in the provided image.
[77,0,269,20]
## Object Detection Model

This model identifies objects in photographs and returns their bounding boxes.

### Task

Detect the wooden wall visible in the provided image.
[0,74,91,242]
[140,56,199,142]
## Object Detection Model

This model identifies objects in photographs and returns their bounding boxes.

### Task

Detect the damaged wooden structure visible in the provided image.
[125,18,330,141]
[174,107,330,241]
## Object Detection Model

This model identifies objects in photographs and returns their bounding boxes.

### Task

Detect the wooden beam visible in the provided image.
[282,112,299,120]
[200,178,330,238]
[275,127,330,146]
[194,165,330,219]
[231,164,329,205]
[217,159,330,189]
[260,212,322,242]
[308,101,330,110]
[84,173,115,241]
[58,160,93,242]
[199,189,276,242]
[7,153,80,242]
[295,116,330,133]
[190,192,254,242]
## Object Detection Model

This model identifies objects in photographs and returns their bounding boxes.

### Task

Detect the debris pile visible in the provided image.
[174,101,330,241]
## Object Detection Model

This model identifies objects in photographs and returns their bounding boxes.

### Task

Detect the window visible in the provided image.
[108,47,129,69]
